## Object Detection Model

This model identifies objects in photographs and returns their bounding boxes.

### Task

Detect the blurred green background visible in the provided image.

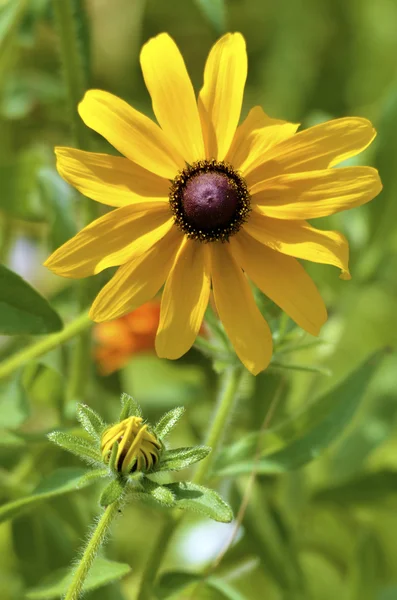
[1,0,397,599]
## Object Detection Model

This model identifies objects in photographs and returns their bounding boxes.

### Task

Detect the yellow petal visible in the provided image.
[55,147,170,207]
[156,239,210,359]
[90,227,183,322]
[226,106,299,173]
[140,33,204,164]
[44,203,173,278]
[251,166,382,219]
[210,242,273,375]
[78,90,184,179]
[244,211,351,280]
[230,230,327,336]
[198,33,247,160]
[246,117,376,187]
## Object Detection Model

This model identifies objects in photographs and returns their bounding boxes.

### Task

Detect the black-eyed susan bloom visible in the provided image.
[45,33,382,375]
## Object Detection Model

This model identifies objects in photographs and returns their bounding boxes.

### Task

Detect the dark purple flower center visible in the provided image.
[169,160,250,243]
[182,172,239,230]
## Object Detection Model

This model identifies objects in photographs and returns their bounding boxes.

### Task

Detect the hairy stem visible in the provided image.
[0,311,92,380]
[52,0,88,150]
[136,367,244,599]
[64,501,121,600]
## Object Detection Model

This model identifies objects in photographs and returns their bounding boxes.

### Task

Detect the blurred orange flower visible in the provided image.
[94,301,160,375]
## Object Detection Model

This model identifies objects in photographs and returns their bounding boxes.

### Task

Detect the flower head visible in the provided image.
[101,416,162,475]
[94,301,160,375]
[45,33,382,375]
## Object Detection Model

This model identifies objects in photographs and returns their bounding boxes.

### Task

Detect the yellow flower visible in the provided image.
[101,416,162,475]
[45,33,382,375]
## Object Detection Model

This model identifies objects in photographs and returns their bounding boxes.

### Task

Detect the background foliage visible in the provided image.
[0,0,397,599]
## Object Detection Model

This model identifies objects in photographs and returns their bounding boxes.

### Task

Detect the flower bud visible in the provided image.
[101,416,161,475]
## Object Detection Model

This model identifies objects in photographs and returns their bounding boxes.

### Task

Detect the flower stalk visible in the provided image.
[64,499,122,600]
[193,366,244,485]
[52,0,88,151]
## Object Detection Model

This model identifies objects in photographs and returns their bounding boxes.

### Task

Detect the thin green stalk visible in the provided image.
[66,322,93,406]
[0,311,91,380]
[193,367,244,485]
[52,0,89,151]
[270,361,331,376]
[52,0,96,405]
[136,513,181,600]
[136,367,244,599]
[64,501,121,600]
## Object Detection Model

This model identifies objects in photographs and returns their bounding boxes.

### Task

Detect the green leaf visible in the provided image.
[48,431,102,465]
[326,392,397,481]
[25,557,131,599]
[0,468,93,524]
[314,470,397,506]
[0,374,30,429]
[236,481,302,591]
[76,403,106,441]
[166,482,233,523]
[75,468,109,489]
[158,446,211,472]
[139,477,176,507]
[0,265,63,335]
[153,406,185,440]
[99,478,126,507]
[207,577,248,600]
[156,572,248,600]
[119,392,142,420]
[156,571,200,599]
[216,352,383,476]
[194,0,227,34]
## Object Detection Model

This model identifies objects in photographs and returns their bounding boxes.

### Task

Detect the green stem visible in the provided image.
[193,367,243,485]
[136,514,181,600]
[0,311,91,380]
[65,320,93,406]
[52,0,89,151]
[64,501,121,600]
[136,367,244,599]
